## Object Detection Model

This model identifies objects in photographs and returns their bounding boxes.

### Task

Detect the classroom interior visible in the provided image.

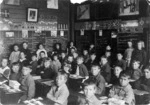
[0,0,150,105]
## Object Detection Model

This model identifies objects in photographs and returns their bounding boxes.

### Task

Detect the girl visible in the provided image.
[36,43,47,60]
[67,41,76,55]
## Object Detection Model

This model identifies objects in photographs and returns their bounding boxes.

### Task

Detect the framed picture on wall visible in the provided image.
[4,0,20,5]
[5,32,14,37]
[77,4,90,20]
[27,8,38,22]
[119,0,139,16]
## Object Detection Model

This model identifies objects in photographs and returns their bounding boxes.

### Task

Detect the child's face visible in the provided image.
[70,42,73,46]
[137,42,142,50]
[101,58,107,65]
[71,49,75,53]
[68,56,73,63]
[91,66,100,76]
[127,42,132,48]
[105,52,111,57]
[2,59,8,67]
[90,45,94,48]
[117,54,122,60]
[90,55,96,60]
[73,53,78,58]
[23,43,28,49]
[39,44,44,49]
[83,50,88,55]
[53,56,58,61]
[56,44,60,49]
[40,52,45,58]
[119,76,129,87]
[14,46,19,51]
[12,65,19,73]
[20,52,25,59]
[61,53,65,58]
[32,56,37,61]
[22,67,31,76]
[44,61,50,68]
[132,62,140,70]
[56,75,66,87]
[144,69,150,79]
[114,67,122,77]
[77,58,83,65]
[84,85,96,98]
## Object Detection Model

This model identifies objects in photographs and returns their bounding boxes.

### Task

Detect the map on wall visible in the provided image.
[119,0,139,16]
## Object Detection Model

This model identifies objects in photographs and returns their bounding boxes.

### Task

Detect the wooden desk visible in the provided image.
[0,88,24,104]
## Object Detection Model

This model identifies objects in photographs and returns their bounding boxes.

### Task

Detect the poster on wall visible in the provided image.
[47,0,58,9]
[119,0,139,16]
[77,4,90,20]
[51,31,57,37]
[22,30,28,38]
[27,8,38,22]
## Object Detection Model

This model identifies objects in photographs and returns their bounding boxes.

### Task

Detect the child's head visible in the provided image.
[70,48,76,54]
[1,58,8,67]
[90,53,96,60]
[117,53,123,60]
[56,71,68,87]
[22,42,28,49]
[40,51,46,58]
[137,41,142,50]
[70,41,74,46]
[106,45,111,51]
[38,43,44,49]
[119,71,130,87]
[144,66,150,79]
[100,56,108,65]
[22,65,32,76]
[63,64,71,73]
[67,55,73,63]
[31,54,37,61]
[132,60,140,70]
[73,52,78,59]
[20,52,26,59]
[77,56,84,65]
[114,66,123,78]
[12,62,20,73]
[53,54,59,61]
[61,51,66,58]
[14,44,19,51]
[44,58,51,68]
[127,40,133,48]
[91,65,101,76]
[105,51,111,57]
[83,49,88,56]
[83,79,97,98]
[90,44,94,48]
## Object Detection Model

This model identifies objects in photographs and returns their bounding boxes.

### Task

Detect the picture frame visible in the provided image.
[77,4,90,20]
[4,0,20,5]
[5,32,15,38]
[27,8,38,22]
[119,0,139,16]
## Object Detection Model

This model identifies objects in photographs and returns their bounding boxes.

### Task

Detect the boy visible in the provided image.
[75,56,89,79]
[90,65,106,96]
[47,71,69,105]
[100,56,111,83]
[30,54,38,74]
[131,60,142,81]
[115,53,126,71]
[9,62,21,81]
[19,65,35,101]
[77,79,102,105]
[83,49,90,64]
[0,58,10,79]
[109,71,135,105]
[52,54,61,72]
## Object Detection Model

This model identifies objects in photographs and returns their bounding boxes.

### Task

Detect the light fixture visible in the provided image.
[0,0,3,4]
[70,0,87,4]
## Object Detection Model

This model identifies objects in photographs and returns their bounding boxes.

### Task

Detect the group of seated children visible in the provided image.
[0,40,149,105]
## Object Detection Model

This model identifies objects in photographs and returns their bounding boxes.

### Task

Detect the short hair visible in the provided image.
[114,65,123,71]
[144,66,150,71]
[53,54,59,58]
[119,71,131,79]
[31,53,37,57]
[132,60,140,65]
[77,56,84,61]
[23,64,32,70]
[57,71,68,81]
[90,53,96,56]
[83,78,96,89]
[101,56,108,60]
[12,62,20,67]
[44,57,51,62]
[91,64,101,70]
[40,51,45,54]
[22,42,28,45]
[20,52,26,56]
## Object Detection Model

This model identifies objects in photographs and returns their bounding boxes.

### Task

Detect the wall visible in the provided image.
[0,0,70,58]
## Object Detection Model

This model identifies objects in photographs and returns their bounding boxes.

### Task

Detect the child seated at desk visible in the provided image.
[19,65,35,102]
[9,62,21,81]
[77,78,102,105]
[134,66,150,103]
[30,54,38,74]
[90,64,106,96]
[75,56,89,80]
[47,71,69,105]
[109,71,135,105]
[0,58,10,79]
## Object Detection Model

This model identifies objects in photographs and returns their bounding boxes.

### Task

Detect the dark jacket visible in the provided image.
[101,63,111,83]
[74,64,89,77]
[115,59,127,71]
